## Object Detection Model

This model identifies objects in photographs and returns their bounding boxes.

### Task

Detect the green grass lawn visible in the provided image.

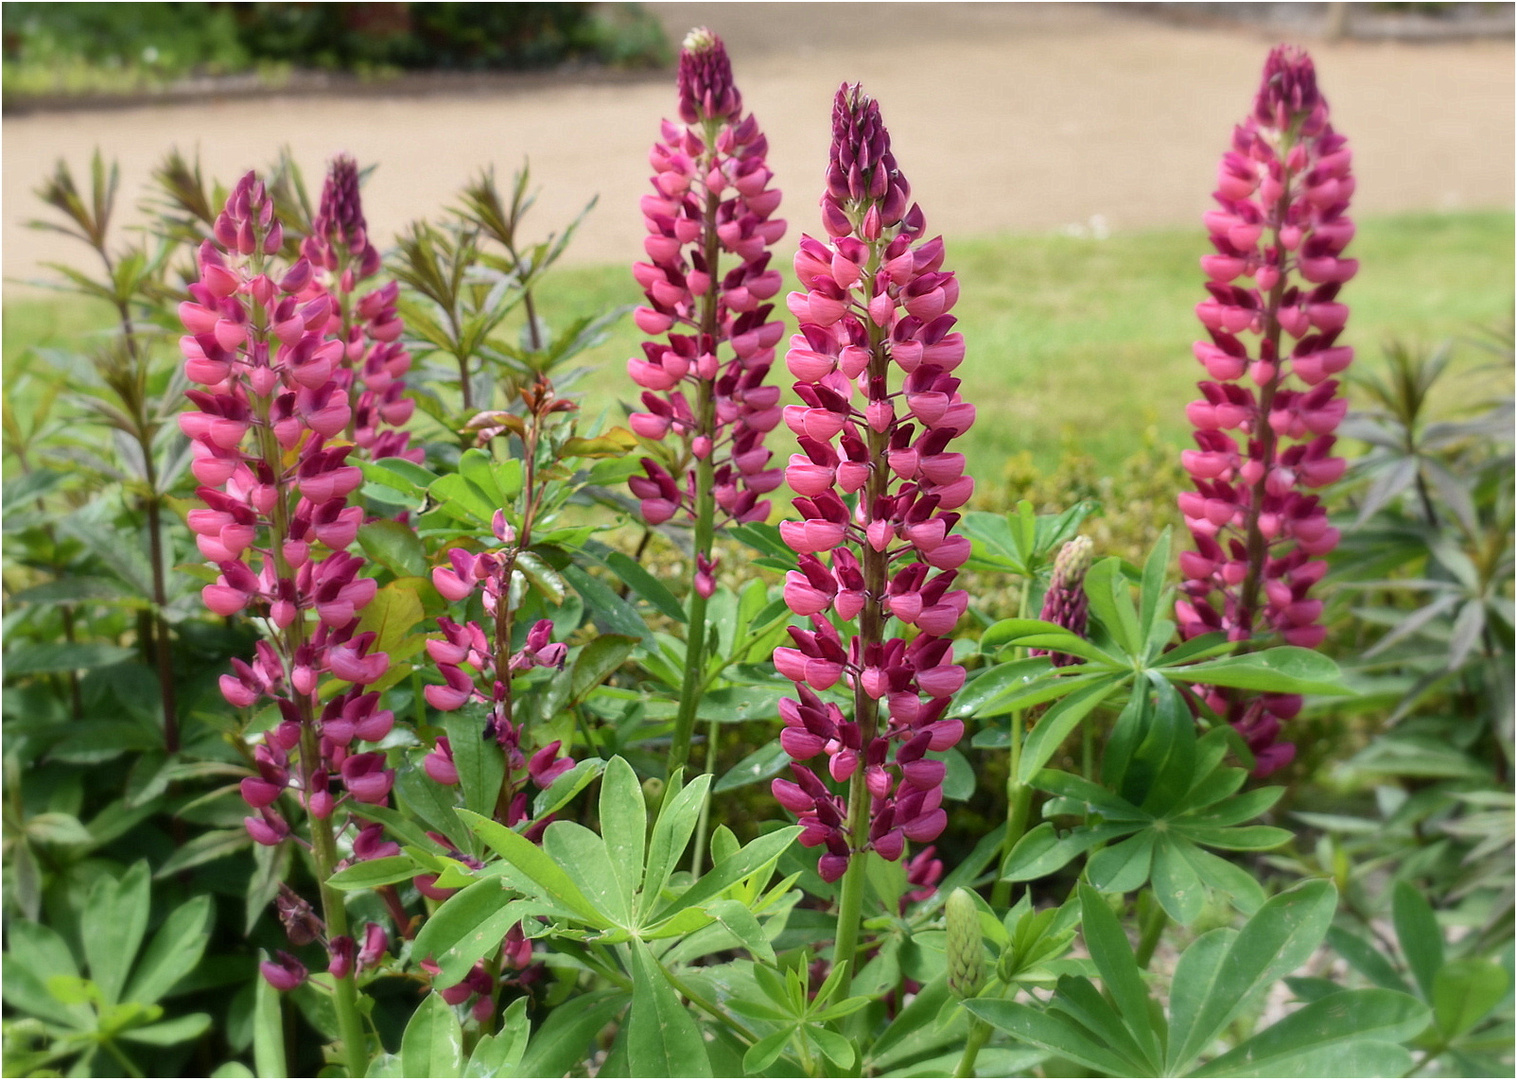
[6,209,1511,479]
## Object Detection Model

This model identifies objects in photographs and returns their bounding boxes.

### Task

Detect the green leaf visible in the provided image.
[357,520,428,579]
[1138,528,1173,656]
[1169,648,1346,696]
[604,550,687,623]
[1178,825,1293,851]
[966,998,1143,1077]
[531,756,605,821]
[571,635,637,704]
[125,895,213,1005]
[1168,879,1339,1073]
[443,711,507,820]
[2,920,89,1029]
[1190,989,1430,1077]
[83,860,150,1006]
[1002,821,1133,882]
[544,822,629,927]
[704,898,775,964]
[1151,836,1206,925]
[809,1026,858,1069]
[327,855,422,892]
[1086,831,1157,895]
[459,809,603,925]
[714,742,790,793]
[401,993,465,1080]
[1392,880,1443,1000]
[598,756,648,914]
[119,1013,212,1046]
[1432,959,1509,1039]
[515,989,625,1079]
[1166,927,1236,1075]
[466,997,529,1077]
[742,1027,797,1074]
[565,564,648,640]
[3,642,136,674]
[153,828,250,878]
[652,826,800,923]
[1086,556,1143,657]
[252,972,286,1080]
[412,878,524,986]
[639,773,710,920]
[354,582,426,658]
[627,939,712,1077]
[1324,927,1413,994]
[1079,883,1161,1070]
[1019,676,1123,783]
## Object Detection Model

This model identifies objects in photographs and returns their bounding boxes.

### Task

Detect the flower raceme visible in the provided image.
[626,27,786,550]
[1030,536,1094,668]
[1176,47,1355,773]
[179,172,395,844]
[771,84,973,883]
[301,155,419,464]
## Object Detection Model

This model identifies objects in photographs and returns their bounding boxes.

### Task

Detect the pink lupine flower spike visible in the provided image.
[771,84,972,987]
[1177,47,1355,774]
[627,28,786,773]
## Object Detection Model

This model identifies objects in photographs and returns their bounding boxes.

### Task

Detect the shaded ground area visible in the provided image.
[4,3,1512,290]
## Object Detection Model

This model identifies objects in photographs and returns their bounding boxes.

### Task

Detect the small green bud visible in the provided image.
[945,888,986,1000]
[641,776,665,815]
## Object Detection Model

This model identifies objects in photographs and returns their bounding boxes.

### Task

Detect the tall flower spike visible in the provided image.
[772,83,972,907]
[628,27,786,773]
[1177,47,1354,774]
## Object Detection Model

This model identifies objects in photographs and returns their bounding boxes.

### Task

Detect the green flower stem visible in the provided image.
[832,777,871,990]
[689,713,721,875]
[992,586,1035,908]
[953,1016,993,1078]
[665,122,723,778]
[300,725,370,1078]
[1134,896,1168,971]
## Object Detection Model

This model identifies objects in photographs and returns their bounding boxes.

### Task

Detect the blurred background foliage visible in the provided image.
[1,2,670,102]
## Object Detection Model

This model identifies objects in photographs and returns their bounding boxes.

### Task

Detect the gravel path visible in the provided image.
[4,3,1511,292]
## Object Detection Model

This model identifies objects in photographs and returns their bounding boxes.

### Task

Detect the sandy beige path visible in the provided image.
[4,3,1511,293]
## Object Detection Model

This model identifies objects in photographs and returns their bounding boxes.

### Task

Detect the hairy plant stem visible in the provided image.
[1236,136,1297,650]
[689,713,721,875]
[1134,895,1168,970]
[832,233,891,994]
[248,267,367,1077]
[666,126,723,777]
[992,584,1034,908]
[953,1017,992,1078]
[105,248,180,753]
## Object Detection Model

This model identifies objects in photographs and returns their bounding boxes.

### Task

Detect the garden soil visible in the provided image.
[3,3,1511,293]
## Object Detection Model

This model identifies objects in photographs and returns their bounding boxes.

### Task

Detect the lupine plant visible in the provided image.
[627,27,786,776]
[3,30,1510,1080]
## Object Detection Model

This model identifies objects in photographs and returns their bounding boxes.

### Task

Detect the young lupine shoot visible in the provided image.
[627,27,786,774]
[1177,46,1355,774]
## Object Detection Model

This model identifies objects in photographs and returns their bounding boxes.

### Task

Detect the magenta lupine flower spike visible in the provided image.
[298,155,419,464]
[1031,536,1094,668]
[1176,47,1355,774]
[424,511,575,836]
[626,27,786,542]
[180,173,395,845]
[771,84,973,884]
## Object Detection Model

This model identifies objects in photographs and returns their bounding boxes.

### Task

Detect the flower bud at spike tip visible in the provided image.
[1031,536,1093,668]
[1178,46,1353,775]
[946,888,986,999]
